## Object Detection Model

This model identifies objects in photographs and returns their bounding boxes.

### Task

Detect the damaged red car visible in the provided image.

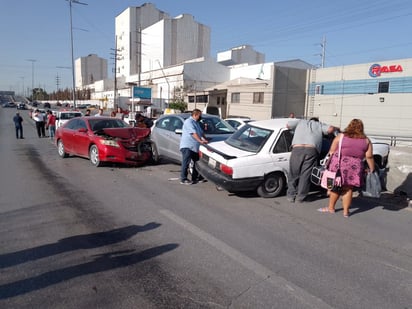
[55,116,153,167]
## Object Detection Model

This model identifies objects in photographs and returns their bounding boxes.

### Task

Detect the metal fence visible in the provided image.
[368,134,412,147]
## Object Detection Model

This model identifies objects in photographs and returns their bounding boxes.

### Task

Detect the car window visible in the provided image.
[89,119,128,131]
[273,130,294,154]
[225,125,272,153]
[156,117,172,130]
[200,117,235,134]
[65,118,81,130]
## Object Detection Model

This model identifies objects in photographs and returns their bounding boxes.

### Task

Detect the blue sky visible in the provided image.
[1,0,411,94]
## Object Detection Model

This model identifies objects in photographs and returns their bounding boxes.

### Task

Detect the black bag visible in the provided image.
[311,165,325,186]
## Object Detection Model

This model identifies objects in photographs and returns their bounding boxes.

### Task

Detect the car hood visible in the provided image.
[202,140,255,159]
[100,127,151,140]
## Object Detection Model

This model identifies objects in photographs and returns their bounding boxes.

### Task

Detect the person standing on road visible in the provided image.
[32,109,46,138]
[286,117,335,203]
[13,112,24,139]
[46,110,56,140]
[318,119,375,217]
[179,109,208,185]
[95,108,104,117]
[85,109,91,116]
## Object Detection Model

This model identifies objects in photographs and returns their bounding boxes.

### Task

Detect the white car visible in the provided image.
[197,118,390,198]
[224,117,255,130]
[55,111,83,129]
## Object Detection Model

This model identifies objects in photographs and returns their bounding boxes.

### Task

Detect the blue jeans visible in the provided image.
[180,148,199,181]
[49,125,55,139]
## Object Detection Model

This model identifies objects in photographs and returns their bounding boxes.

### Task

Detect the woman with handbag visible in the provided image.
[318,119,375,217]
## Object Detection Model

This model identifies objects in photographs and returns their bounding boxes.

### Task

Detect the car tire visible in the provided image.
[149,142,160,165]
[89,145,102,167]
[256,172,286,198]
[57,140,68,158]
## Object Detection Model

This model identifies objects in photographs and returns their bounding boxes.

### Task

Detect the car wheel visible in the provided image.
[149,142,160,165]
[57,140,68,158]
[89,145,102,167]
[256,172,286,198]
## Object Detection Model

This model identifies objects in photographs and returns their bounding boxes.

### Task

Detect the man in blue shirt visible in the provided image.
[13,112,24,139]
[179,109,208,184]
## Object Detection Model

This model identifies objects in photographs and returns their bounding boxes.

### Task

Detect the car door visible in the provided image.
[71,119,90,157]
[61,119,78,153]
[269,129,293,173]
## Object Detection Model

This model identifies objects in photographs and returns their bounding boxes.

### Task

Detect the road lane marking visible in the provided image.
[160,209,333,309]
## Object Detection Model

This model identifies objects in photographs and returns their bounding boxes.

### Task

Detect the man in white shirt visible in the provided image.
[32,109,46,138]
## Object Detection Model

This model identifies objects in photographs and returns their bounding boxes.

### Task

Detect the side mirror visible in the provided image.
[175,128,183,135]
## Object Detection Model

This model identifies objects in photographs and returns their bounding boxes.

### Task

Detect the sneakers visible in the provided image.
[180,179,192,185]
[192,178,207,184]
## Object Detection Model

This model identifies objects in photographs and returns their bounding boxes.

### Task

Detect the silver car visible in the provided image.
[150,113,236,164]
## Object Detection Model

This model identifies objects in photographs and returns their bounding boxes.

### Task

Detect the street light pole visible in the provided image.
[26,59,36,101]
[67,0,87,108]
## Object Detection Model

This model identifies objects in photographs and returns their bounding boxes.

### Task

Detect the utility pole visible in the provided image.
[67,0,87,108]
[111,36,122,110]
[320,35,326,68]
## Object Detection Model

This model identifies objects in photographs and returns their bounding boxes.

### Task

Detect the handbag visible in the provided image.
[320,135,343,191]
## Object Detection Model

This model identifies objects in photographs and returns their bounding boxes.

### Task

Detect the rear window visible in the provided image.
[200,117,235,135]
[225,125,272,153]
[60,112,82,120]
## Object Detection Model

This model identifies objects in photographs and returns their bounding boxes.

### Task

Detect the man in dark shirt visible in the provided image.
[13,112,24,139]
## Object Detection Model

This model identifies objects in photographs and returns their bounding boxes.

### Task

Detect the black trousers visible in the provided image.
[35,121,46,137]
[15,125,23,138]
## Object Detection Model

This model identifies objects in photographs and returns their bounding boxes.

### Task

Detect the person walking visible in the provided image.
[46,110,56,140]
[286,117,336,203]
[32,109,46,138]
[318,119,375,217]
[95,108,104,117]
[13,112,24,139]
[179,109,208,185]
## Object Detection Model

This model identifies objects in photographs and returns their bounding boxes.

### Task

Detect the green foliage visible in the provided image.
[168,100,187,112]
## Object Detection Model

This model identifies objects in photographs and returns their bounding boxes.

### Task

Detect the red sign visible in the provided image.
[369,64,403,77]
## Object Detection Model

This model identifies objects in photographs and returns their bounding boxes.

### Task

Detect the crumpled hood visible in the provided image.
[100,127,151,140]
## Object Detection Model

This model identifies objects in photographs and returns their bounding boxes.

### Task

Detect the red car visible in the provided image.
[55,116,153,167]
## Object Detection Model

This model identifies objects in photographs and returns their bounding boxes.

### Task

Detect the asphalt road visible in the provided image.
[1,107,411,308]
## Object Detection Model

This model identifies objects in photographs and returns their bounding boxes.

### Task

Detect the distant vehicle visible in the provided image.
[43,102,51,109]
[55,111,83,128]
[150,113,236,164]
[55,117,153,167]
[31,101,39,107]
[16,102,27,110]
[2,102,17,108]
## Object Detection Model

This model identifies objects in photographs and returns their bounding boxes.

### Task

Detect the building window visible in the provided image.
[315,84,324,95]
[188,95,208,103]
[378,81,389,93]
[231,92,240,103]
[253,92,264,104]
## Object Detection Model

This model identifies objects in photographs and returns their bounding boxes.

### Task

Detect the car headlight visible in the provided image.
[99,140,120,147]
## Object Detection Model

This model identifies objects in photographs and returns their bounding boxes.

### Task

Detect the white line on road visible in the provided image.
[159,209,334,309]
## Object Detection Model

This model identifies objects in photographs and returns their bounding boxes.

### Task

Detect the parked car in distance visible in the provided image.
[2,102,16,108]
[224,117,255,130]
[16,102,27,110]
[55,110,83,128]
[43,102,51,109]
[197,118,390,198]
[150,113,236,164]
[55,117,153,167]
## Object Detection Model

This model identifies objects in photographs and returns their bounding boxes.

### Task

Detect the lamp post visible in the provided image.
[20,76,25,97]
[67,0,87,108]
[26,59,36,100]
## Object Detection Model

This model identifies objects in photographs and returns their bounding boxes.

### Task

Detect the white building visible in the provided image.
[75,54,107,88]
[307,58,412,136]
[217,45,265,66]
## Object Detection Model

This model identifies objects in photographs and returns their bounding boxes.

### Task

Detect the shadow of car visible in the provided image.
[150,113,236,164]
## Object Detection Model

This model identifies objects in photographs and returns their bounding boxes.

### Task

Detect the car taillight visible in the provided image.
[199,151,203,158]
[220,164,233,176]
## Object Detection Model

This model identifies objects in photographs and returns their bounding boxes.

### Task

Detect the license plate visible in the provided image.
[208,157,216,169]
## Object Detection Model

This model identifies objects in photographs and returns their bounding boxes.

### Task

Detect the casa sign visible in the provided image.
[369,63,403,78]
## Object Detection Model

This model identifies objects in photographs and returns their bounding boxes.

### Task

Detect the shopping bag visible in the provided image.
[361,171,381,198]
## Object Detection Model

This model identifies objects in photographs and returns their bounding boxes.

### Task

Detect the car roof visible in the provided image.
[159,112,221,120]
[247,118,290,130]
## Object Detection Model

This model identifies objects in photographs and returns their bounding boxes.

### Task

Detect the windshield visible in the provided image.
[89,118,130,131]
[225,124,272,153]
[200,117,235,134]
